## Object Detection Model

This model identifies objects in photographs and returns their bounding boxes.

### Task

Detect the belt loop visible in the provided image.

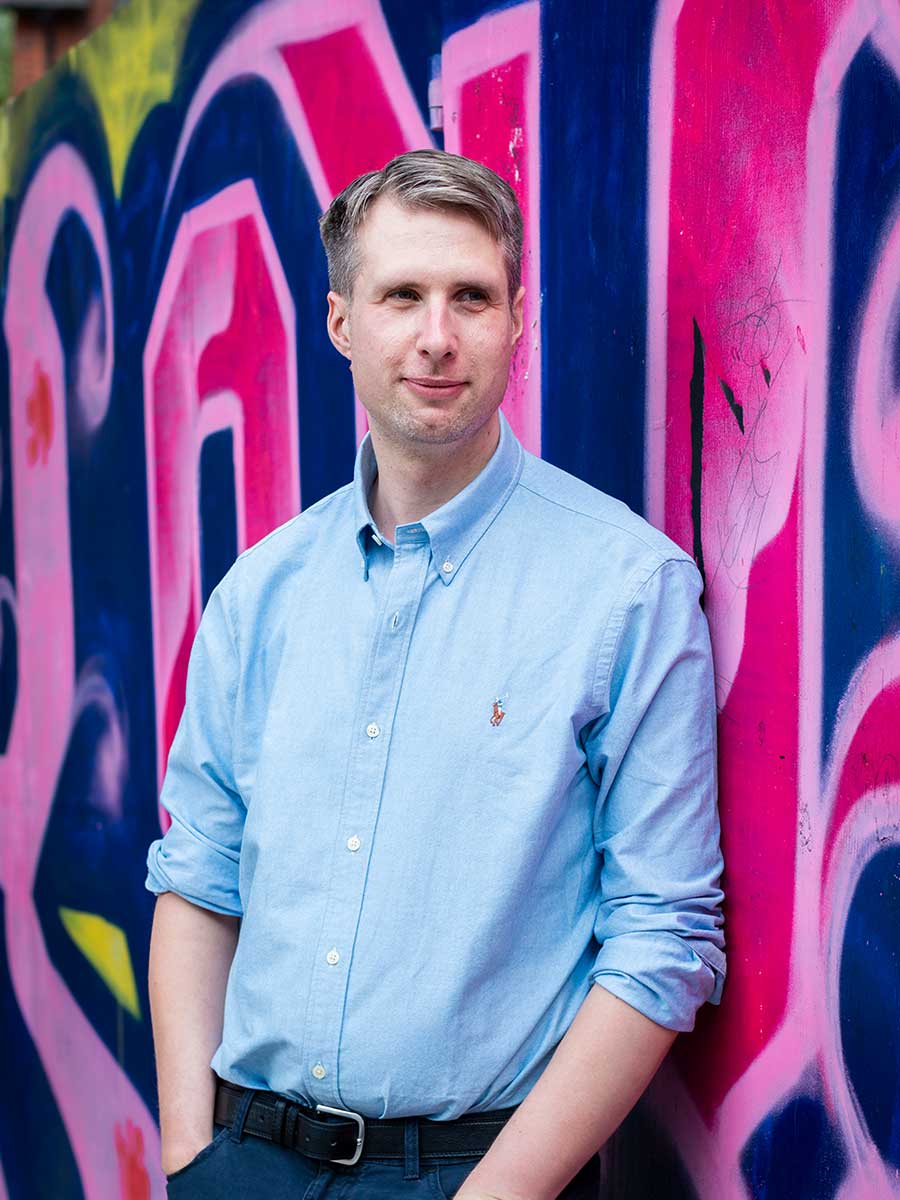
[273,1097,288,1146]
[282,1101,297,1150]
[229,1087,257,1144]
[403,1117,420,1180]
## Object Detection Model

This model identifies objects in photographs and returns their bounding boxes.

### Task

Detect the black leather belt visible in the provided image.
[214,1078,516,1167]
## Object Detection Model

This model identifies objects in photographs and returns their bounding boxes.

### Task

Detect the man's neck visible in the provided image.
[368,415,500,544]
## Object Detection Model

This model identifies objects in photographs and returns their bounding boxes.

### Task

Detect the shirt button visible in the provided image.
[326,948,340,966]
[347,835,361,852]
[390,611,401,630]
[366,722,380,739]
[441,560,454,574]
[311,1063,327,1080]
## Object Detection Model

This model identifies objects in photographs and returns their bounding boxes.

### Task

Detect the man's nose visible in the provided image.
[415,299,457,360]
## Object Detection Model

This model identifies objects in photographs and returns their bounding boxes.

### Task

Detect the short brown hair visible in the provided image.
[319,149,523,303]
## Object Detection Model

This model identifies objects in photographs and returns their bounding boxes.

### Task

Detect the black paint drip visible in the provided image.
[719,377,745,433]
[690,318,707,602]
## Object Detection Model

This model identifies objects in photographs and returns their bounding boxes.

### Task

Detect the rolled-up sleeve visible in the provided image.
[584,556,725,1031]
[145,577,245,916]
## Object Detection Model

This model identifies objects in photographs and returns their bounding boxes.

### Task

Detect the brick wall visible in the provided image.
[7,0,118,96]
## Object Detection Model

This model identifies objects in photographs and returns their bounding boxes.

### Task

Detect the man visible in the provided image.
[147,149,725,1199]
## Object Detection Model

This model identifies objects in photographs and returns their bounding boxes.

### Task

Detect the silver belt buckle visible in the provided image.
[315,1103,366,1166]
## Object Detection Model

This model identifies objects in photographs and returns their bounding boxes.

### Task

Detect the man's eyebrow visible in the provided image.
[373,278,420,292]
[373,276,501,295]
[452,279,499,294]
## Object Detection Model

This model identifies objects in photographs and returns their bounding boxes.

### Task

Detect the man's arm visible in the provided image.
[144,579,248,1173]
[149,892,239,1176]
[461,557,723,1199]
[456,984,676,1200]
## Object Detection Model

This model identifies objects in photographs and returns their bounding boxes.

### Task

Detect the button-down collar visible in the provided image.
[353,410,524,584]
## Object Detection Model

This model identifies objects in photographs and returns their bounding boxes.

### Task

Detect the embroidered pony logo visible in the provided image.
[490,698,506,727]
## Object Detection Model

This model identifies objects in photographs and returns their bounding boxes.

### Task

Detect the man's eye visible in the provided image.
[458,290,488,304]
[389,289,418,301]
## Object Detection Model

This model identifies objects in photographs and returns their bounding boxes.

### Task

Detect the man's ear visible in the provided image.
[326,291,352,360]
[510,285,525,346]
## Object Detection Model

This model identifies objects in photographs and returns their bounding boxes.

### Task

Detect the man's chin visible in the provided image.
[383,410,480,447]
[365,399,501,451]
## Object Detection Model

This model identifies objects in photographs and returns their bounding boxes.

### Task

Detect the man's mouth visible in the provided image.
[403,376,467,399]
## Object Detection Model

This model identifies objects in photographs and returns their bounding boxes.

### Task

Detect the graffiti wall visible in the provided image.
[1,0,898,1195]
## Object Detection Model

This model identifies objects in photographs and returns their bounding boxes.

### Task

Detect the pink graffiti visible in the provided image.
[816,645,900,1200]
[162,0,432,448]
[852,198,900,547]
[648,3,900,1198]
[163,0,431,214]
[0,142,163,1198]
[161,0,542,452]
[442,1,542,455]
[654,0,835,1120]
[677,482,800,1118]
[281,29,409,194]
[144,180,299,798]
[822,648,900,892]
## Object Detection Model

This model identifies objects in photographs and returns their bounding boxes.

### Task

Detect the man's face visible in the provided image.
[326,195,524,452]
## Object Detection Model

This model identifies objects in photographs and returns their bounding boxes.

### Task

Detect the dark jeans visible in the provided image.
[165,1089,602,1198]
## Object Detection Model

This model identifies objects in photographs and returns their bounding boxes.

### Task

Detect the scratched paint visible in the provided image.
[1,1,899,1198]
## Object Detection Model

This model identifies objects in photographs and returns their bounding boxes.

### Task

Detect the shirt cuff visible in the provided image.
[589,931,725,1032]
[145,813,243,917]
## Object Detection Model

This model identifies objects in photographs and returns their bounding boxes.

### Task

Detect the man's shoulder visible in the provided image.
[219,480,354,597]
[516,450,693,572]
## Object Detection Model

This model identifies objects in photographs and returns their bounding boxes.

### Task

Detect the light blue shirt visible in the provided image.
[146,412,725,1120]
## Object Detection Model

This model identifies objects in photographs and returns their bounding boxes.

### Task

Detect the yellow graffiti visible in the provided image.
[59,906,141,1019]
[76,0,198,196]
[0,117,9,215]
[0,71,55,209]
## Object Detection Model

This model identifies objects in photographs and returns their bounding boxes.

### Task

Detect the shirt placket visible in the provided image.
[301,525,432,1107]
